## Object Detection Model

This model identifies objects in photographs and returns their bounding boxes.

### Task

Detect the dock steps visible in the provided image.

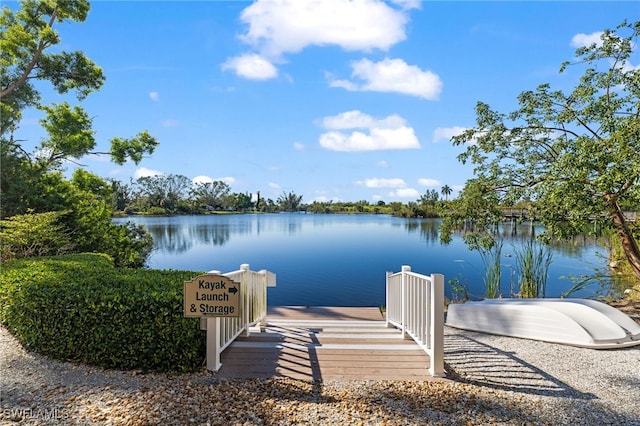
[212,307,438,381]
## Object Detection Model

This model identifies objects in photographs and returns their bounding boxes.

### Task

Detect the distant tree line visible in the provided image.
[109,174,455,218]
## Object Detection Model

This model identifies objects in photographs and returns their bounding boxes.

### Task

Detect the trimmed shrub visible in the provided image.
[0,253,205,372]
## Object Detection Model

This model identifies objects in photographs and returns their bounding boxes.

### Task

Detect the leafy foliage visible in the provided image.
[189,180,231,211]
[0,0,97,135]
[0,1,159,266]
[443,21,640,280]
[0,254,206,372]
[100,221,154,268]
[0,210,73,260]
[1,0,157,164]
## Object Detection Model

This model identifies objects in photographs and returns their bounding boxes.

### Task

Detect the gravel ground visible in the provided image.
[2,305,640,426]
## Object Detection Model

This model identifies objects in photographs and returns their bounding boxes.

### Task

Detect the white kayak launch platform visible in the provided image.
[446,298,640,349]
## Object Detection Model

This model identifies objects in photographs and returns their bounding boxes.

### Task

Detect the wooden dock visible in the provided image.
[212,306,441,381]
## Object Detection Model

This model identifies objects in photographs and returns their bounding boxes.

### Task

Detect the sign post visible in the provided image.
[184,273,241,371]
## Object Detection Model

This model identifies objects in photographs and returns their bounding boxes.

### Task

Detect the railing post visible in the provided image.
[206,317,222,371]
[259,270,268,326]
[401,265,410,339]
[429,273,445,377]
[385,271,391,327]
[241,264,251,337]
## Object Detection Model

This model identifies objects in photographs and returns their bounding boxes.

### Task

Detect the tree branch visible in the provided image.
[0,7,58,100]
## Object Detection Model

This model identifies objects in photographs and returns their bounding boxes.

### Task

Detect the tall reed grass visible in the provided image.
[479,239,503,298]
[514,240,553,298]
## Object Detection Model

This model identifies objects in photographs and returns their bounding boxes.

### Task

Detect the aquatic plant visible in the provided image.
[514,240,553,298]
[479,239,503,299]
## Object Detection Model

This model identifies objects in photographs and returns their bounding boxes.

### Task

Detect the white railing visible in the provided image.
[624,211,639,222]
[204,264,276,371]
[386,265,445,377]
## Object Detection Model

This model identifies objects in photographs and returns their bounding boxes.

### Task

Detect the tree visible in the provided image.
[135,174,191,214]
[1,1,100,135]
[0,1,158,266]
[224,192,253,212]
[1,0,159,212]
[0,139,40,217]
[445,21,640,280]
[419,189,439,207]
[277,191,303,212]
[440,185,452,201]
[189,180,230,211]
[109,179,133,212]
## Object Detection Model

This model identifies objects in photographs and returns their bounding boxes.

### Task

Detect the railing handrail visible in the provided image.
[204,264,276,371]
[386,265,445,377]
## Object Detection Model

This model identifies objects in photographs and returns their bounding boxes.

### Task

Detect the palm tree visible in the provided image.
[440,185,452,201]
[277,191,303,212]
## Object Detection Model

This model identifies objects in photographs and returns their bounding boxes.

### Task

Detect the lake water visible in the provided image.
[115,214,616,307]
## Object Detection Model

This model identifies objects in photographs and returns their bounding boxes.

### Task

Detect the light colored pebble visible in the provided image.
[1,324,639,425]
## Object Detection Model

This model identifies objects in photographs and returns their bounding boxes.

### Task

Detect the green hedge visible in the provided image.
[0,253,205,372]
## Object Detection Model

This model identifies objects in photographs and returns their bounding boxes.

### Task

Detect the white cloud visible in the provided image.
[192,175,236,185]
[192,175,214,185]
[312,192,343,203]
[570,31,604,48]
[238,0,410,59]
[358,178,407,188]
[268,182,281,190]
[149,91,160,102]
[227,0,417,80]
[322,110,406,130]
[389,188,420,198]
[134,167,163,179]
[319,110,420,152]
[329,58,442,100]
[418,178,440,187]
[320,127,419,152]
[376,160,389,168]
[432,126,467,143]
[293,141,305,151]
[328,78,358,91]
[221,53,278,80]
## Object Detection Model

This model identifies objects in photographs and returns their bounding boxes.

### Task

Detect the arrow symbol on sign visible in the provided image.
[228,286,238,295]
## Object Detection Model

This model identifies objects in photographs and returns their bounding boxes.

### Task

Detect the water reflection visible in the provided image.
[146,224,195,254]
[144,222,235,253]
[404,219,440,245]
[122,215,606,260]
[448,221,599,259]
[114,214,619,305]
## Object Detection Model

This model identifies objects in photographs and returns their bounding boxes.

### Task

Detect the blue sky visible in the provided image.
[12,1,639,203]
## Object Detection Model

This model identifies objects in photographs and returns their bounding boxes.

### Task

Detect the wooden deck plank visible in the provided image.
[212,306,444,381]
[266,306,385,321]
